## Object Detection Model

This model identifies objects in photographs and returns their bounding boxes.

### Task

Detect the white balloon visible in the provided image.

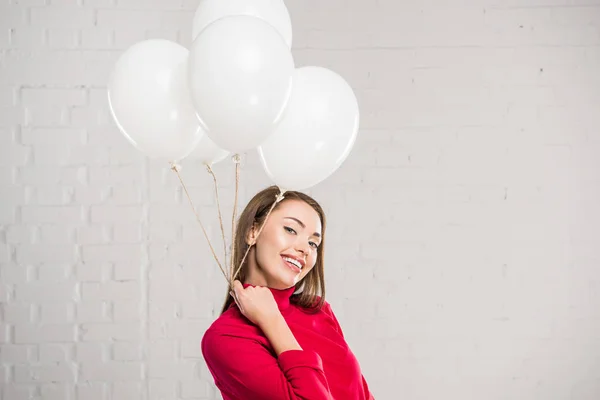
[107,39,204,162]
[192,0,292,48]
[189,15,294,154]
[258,66,360,191]
[187,133,230,166]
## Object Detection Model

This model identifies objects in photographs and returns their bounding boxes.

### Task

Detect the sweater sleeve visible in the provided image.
[324,302,376,400]
[202,328,333,400]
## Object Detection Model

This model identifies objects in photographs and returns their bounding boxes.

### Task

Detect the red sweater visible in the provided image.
[201,284,375,399]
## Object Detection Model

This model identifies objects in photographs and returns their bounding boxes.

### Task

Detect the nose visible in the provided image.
[296,240,310,255]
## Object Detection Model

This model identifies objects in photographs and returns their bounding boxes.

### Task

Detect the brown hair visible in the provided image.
[220,185,327,315]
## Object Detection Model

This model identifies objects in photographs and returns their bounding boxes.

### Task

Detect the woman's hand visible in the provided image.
[231,280,282,329]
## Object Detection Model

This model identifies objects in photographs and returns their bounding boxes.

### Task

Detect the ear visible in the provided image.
[245,222,259,246]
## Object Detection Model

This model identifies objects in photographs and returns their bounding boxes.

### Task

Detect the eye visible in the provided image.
[309,241,319,249]
[284,226,297,235]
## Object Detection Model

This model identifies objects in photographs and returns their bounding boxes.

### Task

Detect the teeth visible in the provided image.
[283,256,302,269]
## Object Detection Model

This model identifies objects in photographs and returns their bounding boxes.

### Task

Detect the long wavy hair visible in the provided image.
[220,185,327,315]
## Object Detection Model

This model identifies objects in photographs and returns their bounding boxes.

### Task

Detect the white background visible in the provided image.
[1,0,599,399]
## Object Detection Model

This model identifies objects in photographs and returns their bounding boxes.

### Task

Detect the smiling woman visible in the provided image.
[201,185,374,400]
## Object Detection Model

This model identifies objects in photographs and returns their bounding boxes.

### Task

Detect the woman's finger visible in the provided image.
[230,291,243,313]
[232,280,243,292]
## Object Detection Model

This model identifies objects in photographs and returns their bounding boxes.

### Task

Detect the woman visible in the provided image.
[201,185,374,399]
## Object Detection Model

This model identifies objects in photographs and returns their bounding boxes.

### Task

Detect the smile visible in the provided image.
[282,256,302,271]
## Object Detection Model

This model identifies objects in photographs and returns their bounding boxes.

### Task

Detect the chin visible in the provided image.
[271,271,300,289]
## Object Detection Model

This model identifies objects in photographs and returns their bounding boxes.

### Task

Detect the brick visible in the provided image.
[80,323,140,342]
[74,262,111,282]
[0,206,15,224]
[112,261,142,281]
[0,51,100,86]
[28,186,72,205]
[40,304,75,324]
[21,206,83,223]
[70,105,112,127]
[68,145,110,165]
[179,339,201,359]
[76,301,110,323]
[148,379,177,399]
[21,88,86,108]
[147,339,176,360]
[0,88,15,108]
[81,281,139,302]
[30,7,95,28]
[76,382,108,400]
[148,360,197,380]
[0,345,36,364]
[15,281,77,303]
[80,361,142,381]
[0,243,11,263]
[112,223,141,243]
[111,382,142,399]
[108,185,142,205]
[0,167,14,185]
[81,244,141,263]
[39,344,72,363]
[2,304,34,325]
[17,166,62,185]
[181,380,211,398]
[148,223,180,242]
[111,342,141,361]
[9,26,45,47]
[21,128,85,145]
[32,145,71,165]
[14,324,76,344]
[16,245,77,264]
[0,324,9,343]
[14,363,76,383]
[24,105,69,126]
[0,106,25,125]
[97,9,162,29]
[75,186,108,205]
[0,284,10,303]
[36,264,72,283]
[88,165,142,185]
[39,225,74,244]
[77,225,110,245]
[2,385,37,400]
[112,300,140,322]
[0,143,29,166]
[39,384,74,400]
[48,28,79,49]
[0,6,28,28]
[80,28,114,49]
[75,342,106,362]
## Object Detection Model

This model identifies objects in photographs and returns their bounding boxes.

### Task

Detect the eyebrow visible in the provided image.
[284,217,321,238]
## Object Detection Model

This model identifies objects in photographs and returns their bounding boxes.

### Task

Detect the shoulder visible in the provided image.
[203,306,259,342]
[201,306,265,352]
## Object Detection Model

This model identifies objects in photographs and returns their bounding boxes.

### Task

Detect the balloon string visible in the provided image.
[231,189,286,283]
[230,154,241,282]
[170,162,230,285]
[205,163,227,271]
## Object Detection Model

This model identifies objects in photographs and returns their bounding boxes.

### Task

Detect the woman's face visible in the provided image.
[245,199,322,289]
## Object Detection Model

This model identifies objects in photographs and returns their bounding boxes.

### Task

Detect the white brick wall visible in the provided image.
[1,0,600,399]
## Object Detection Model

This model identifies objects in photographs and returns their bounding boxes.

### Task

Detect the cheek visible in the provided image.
[303,252,318,274]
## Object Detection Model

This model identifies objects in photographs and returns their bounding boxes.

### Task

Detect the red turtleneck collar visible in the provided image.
[242,283,296,311]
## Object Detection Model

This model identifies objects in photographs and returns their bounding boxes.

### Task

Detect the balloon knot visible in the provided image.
[170,163,182,173]
[275,192,285,203]
[232,154,241,164]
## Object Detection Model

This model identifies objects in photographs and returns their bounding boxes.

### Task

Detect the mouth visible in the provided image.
[281,255,303,272]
